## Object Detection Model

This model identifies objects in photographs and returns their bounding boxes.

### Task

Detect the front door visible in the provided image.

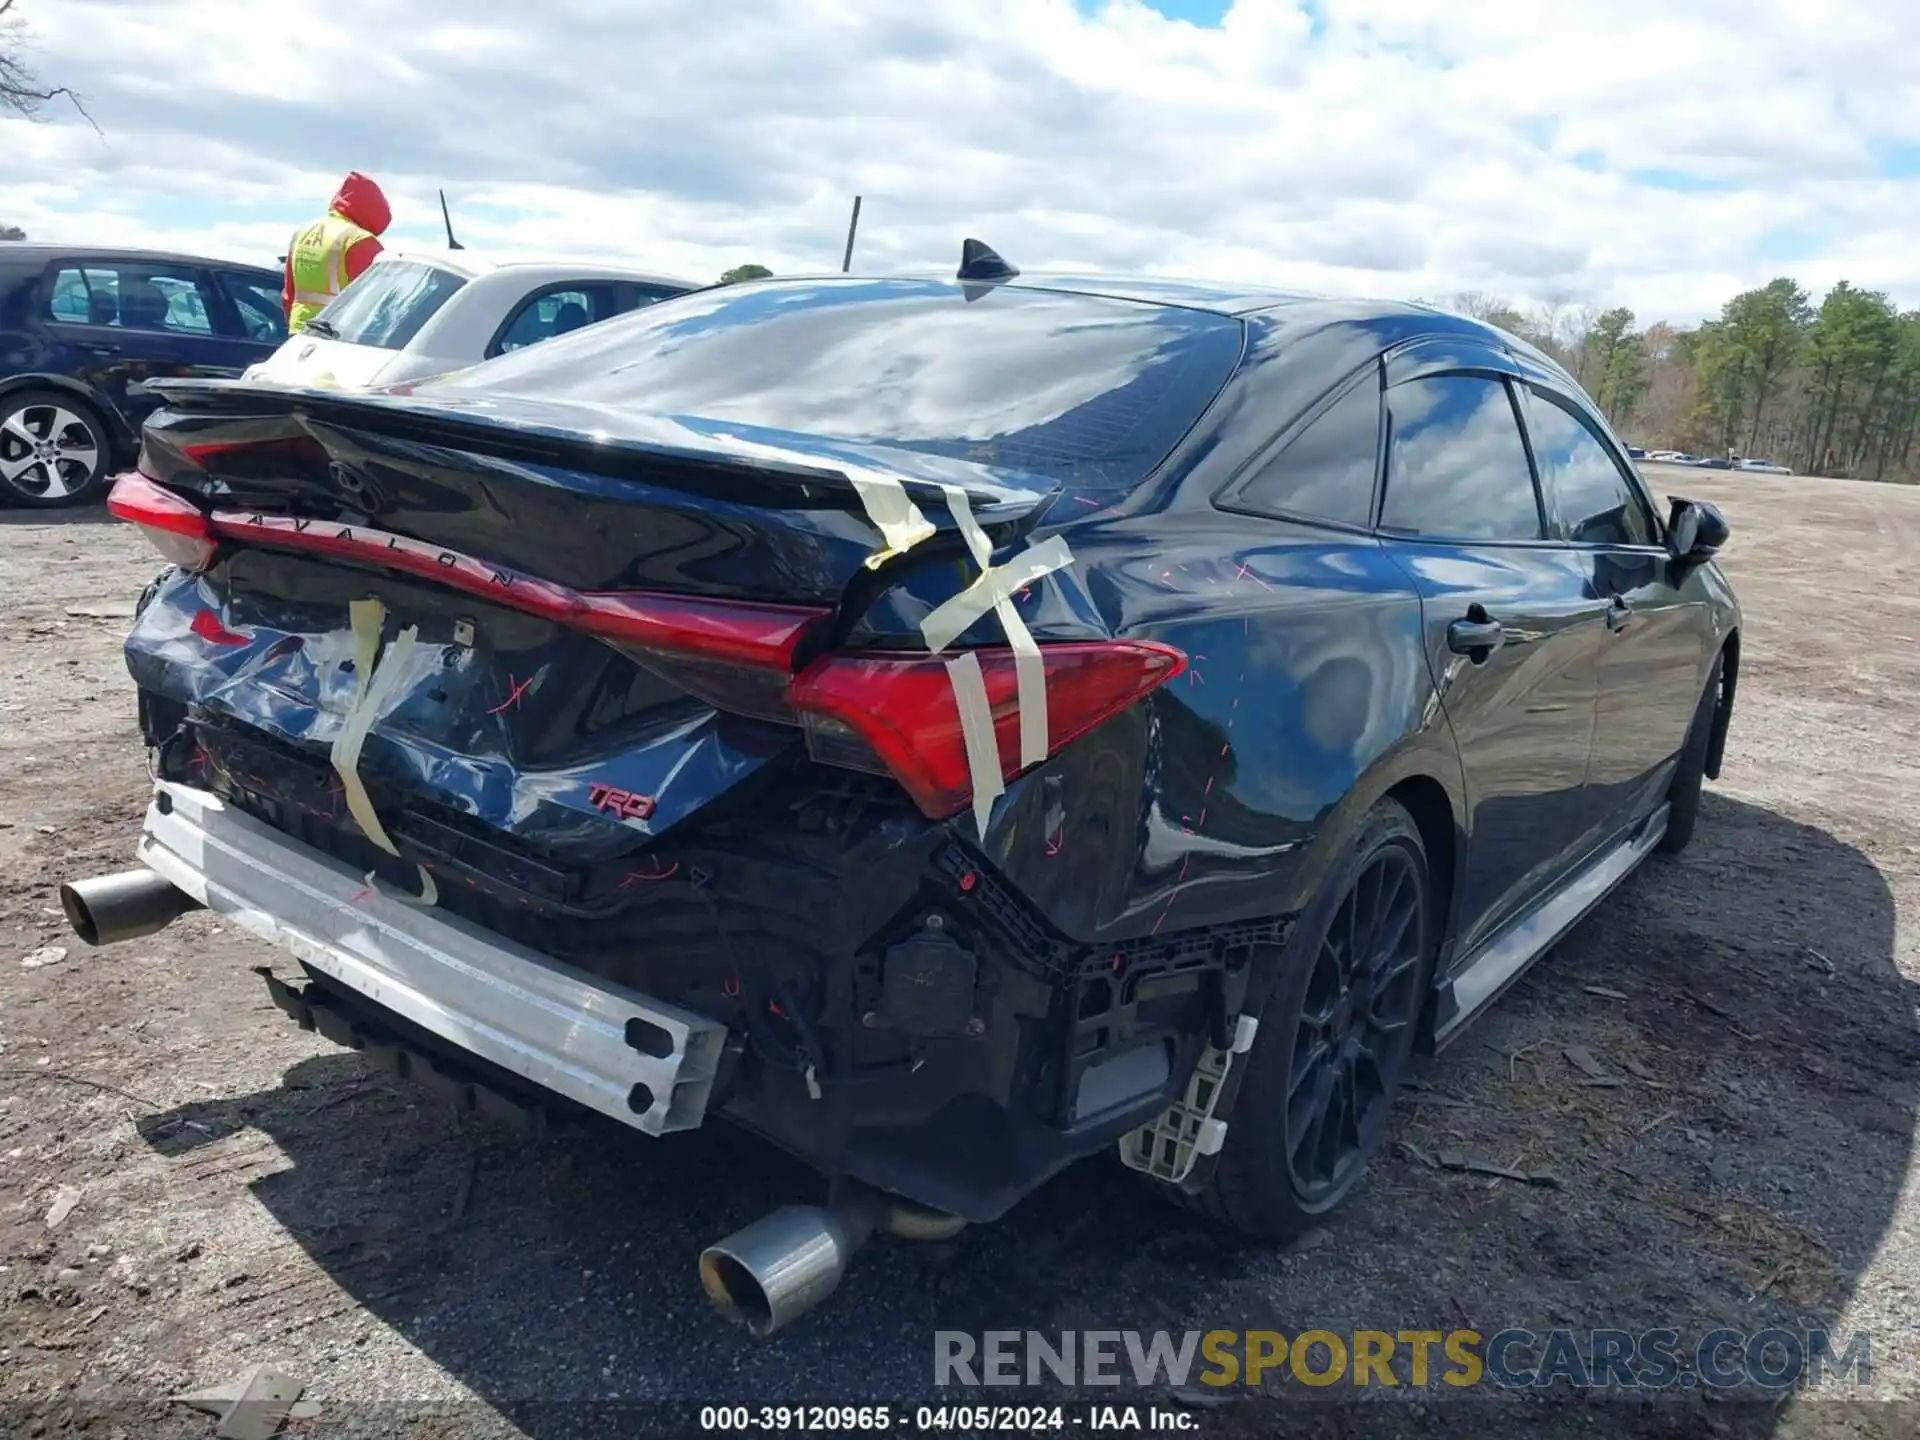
[1518,384,1709,832]
[1374,367,1609,957]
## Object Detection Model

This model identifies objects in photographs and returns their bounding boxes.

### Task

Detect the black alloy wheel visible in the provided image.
[1286,841,1426,1204]
[1171,797,1434,1240]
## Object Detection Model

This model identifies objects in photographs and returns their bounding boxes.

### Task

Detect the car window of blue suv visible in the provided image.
[47,263,217,336]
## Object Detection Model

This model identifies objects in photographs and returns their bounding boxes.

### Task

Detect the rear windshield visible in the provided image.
[418,279,1245,488]
[317,260,466,351]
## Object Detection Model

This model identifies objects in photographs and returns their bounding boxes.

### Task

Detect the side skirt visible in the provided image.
[1430,803,1670,1051]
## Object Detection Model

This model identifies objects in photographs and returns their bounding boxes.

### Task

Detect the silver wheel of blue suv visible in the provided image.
[0,391,108,507]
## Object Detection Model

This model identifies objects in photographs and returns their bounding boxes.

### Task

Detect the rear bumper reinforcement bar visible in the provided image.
[259,966,557,1140]
[136,782,727,1135]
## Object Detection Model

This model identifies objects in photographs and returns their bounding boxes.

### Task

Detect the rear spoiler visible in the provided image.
[141,377,1047,523]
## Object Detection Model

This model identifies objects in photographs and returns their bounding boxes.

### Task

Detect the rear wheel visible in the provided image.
[0,391,112,508]
[1183,798,1434,1240]
[1657,653,1724,855]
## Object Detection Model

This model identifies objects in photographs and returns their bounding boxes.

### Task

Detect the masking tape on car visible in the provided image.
[330,598,439,907]
[920,487,1078,839]
[944,650,1005,841]
[844,467,938,567]
[924,492,1075,766]
[707,432,1075,839]
[708,431,937,566]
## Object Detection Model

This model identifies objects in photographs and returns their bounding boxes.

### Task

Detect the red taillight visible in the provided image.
[575,592,826,670]
[189,609,251,646]
[107,472,217,572]
[787,640,1187,820]
[202,510,828,670]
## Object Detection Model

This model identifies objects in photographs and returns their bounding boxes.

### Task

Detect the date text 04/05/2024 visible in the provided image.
[698,1406,1197,1432]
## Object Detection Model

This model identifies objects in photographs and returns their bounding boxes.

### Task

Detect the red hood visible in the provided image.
[330,171,391,235]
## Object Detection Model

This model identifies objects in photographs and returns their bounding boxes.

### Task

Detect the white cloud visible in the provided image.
[2,0,1918,323]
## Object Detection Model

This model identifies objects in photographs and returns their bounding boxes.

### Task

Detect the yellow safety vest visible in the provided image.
[286,212,373,333]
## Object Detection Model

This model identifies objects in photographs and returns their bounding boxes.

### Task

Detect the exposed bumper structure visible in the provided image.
[132,782,728,1135]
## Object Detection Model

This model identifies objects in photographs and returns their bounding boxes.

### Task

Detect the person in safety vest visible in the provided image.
[282,172,392,333]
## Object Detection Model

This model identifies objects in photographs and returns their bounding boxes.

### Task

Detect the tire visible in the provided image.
[0,390,113,508]
[1656,653,1724,855]
[1181,797,1435,1240]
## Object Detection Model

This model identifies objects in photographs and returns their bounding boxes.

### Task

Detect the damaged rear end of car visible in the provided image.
[66,276,1253,1332]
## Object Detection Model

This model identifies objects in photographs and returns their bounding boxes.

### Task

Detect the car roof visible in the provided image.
[997,273,1325,315]
[381,249,699,292]
[761,270,1520,337]
[0,243,280,279]
[750,270,1317,317]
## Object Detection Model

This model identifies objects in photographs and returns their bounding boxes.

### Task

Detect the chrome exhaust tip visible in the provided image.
[60,869,200,947]
[699,1203,876,1337]
[699,1188,967,1336]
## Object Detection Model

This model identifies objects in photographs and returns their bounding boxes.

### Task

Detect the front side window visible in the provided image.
[219,271,288,343]
[47,262,216,335]
[315,260,466,351]
[1379,375,1542,541]
[493,286,613,355]
[1233,367,1380,527]
[1524,388,1656,547]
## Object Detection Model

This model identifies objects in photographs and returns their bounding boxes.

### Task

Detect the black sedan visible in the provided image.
[74,245,1739,1332]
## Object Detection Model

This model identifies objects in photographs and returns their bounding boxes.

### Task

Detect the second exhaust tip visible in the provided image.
[700,1188,967,1336]
[699,1204,875,1337]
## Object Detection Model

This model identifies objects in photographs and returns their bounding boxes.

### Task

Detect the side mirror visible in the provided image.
[1666,497,1729,560]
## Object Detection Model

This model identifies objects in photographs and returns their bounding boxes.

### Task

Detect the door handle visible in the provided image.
[1606,596,1633,632]
[81,342,120,356]
[1447,608,1505,660]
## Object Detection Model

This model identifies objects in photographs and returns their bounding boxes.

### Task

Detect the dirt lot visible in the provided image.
[0,465,1916,1438]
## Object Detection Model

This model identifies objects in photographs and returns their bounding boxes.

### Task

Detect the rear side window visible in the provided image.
[419,280,1245,489]
[1233,368,1380,527]
[1380,375,1542,541]
[317,260,465,351]
[47,263,216,336]
[625,283,688,311]
[1523,388,1656,546]
[492,285,618,355]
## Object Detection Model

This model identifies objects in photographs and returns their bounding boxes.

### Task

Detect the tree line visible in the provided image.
[1446,280,1920,483]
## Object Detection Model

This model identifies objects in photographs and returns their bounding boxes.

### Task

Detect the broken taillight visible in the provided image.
[105,473,1186,823]
[786,640,1187,820]
[189,609,251,646]
[107,471,217,572]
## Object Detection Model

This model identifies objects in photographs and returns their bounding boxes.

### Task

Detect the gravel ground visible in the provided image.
[0,466,1916,1438]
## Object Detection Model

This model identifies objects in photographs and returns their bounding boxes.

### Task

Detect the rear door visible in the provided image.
[1517,381,1706,832]
[1374,351,1609,956]
[41,257,250,431]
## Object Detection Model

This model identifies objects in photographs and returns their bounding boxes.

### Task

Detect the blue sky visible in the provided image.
[3,0,1917,324]
[1104,0,1233,21]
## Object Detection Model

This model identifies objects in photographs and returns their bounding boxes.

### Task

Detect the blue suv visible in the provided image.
[0,245,286,508]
